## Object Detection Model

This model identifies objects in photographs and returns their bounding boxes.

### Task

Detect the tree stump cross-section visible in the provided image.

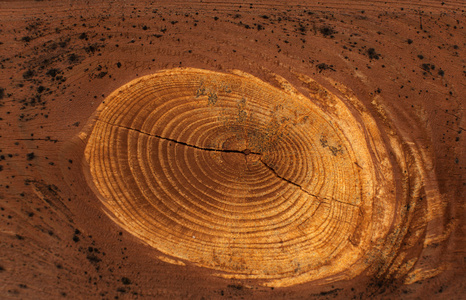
[84,68,394,287]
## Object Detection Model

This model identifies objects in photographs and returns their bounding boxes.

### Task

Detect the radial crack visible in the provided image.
[259,158,359,207]
[98,119,359,208]
[259,158,320,198]
[97,119,261,155]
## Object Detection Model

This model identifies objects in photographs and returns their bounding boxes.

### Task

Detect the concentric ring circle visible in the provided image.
[84,68,394,286]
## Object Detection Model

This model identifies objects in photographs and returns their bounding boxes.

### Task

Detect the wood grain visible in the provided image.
[84,68,396,286]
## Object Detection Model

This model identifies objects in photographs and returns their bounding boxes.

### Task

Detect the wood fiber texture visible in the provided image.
[0,0,464,299]
[84,68,387,286]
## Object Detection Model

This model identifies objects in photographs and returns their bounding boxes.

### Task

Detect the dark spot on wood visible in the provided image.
[367,48,380,59]
[227,284,243,290]
[319,25,336,37]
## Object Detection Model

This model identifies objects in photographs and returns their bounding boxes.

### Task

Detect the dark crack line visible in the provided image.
[97,119,261,155]
[98,119,360,209]
[15,138,59,142]
[259,158,317,197]
[259,158,360,208]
